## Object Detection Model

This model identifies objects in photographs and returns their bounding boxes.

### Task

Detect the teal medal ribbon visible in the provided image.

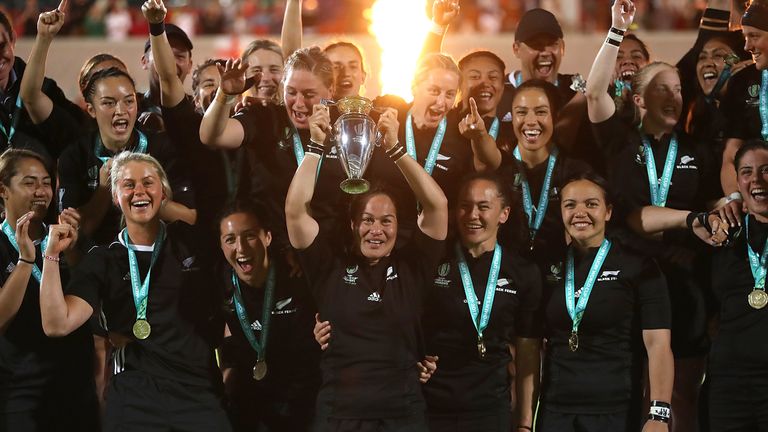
[455,242,502,359]
[760,70,768,141]
[405,110,447,176]
[488,117,499,141]
[231,265,276,380]
[513,146,558,249]
[123,223,165,340]
[95,130,149,163]
[745,217,768,309]
[613,79,631,99]
[0,220,48,283]
[565,239,612,352]
[640,131,678,207]
[291,127,323,178]
[0,95,21,145]
[706,65,734,103]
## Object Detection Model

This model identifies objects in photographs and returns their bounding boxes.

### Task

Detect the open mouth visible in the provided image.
[339,79,354,90]
[535,58,554,77]
[571,220,592,229]
[292,110,309,122]
[257,84,276,95]
[476,90,493,103]
[131,200,150,210]
[426,108,445,124]
[30,200,47,209]
[522,128,542,143]
[751,187,767,202]
[365,239,385,249]
[464,223,483,232]
[236,256,254,273]
[620,69,636,80]
[113,119,130,133]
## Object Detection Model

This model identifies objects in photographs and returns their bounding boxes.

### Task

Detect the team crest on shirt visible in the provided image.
[547,262,563,282]
[676,155,697,170]
[87,165,99,189]
[344,264,358,285]
[495,278,517,295]
[434,262,451,287]
[597,269,621,282]
[385,266,398,281]
[747,84,760,107]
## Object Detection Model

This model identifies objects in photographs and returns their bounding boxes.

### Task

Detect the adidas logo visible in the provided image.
[367,291,382,302]
[123,273,131,281]
[501,112,513,122]
[251,320,262,331]
[6,262,15,273]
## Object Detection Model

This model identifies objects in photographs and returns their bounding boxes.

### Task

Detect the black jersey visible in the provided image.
[709,215,768,377]
[540,239,670,414]
[233,104,349,251]
[64,222,223,388]
[298,230,445,419]
[422,243,541,415]
[720,64,763,141]
[219,255,320,404]
[366,98,474,235]
[0,232,94,413]
[57,128,194,246]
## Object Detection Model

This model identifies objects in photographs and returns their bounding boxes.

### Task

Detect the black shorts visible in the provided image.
[103,371,232,432]
[427,410,511,432]
[536,407,633,432]
[709,373,768,432]
[312,414,428,432]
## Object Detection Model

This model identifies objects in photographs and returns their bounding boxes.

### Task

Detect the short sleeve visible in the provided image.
[233,104,281,151]
[57,143,89,211]
[64,247,107,310]
[591,111,631,157]
[636,256,671,330]
[401,230,446,291]
[296,231,337,300]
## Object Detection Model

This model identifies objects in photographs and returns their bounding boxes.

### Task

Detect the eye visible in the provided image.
[563,202,575,209]
[102,100,115,107]
[479,205,490,211]
[224,236,235,245]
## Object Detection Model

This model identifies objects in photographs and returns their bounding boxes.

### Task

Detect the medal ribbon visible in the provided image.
[707,66,733,103]
[95,130,149,163]
[123,223,165,323]
[746,217,768,291]
[488,117,499,141]
[0,220,48,282]
[231,266,276,362]
[405,110,447,176]
[0,95,22,144]
[513,146,559,240]
[640,131,678,207]
[291,127,323,178]
[760,70,768,141]
[613,79,631,99]
[565,239,612,336]
[456,242,502,339]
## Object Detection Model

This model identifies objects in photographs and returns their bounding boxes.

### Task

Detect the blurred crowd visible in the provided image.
[0,0,729,38]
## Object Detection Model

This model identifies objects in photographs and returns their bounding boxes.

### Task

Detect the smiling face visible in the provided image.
[634,68,682,132]
[194,64,221,111]
[560,179,612,248]
[411,68,460,129]
[220,212,272,285]
[0,26,15,92]
[512,87,554,153]
[457,179,509,249]
[112,161,166,226]
[461,56,504,117]
[86,75,137,149]
[283,68,332,129]
[744,25,768,70]
[697,39,736,95]
[616,37,649,83]
[326,45,366,99]
[246,48,284,100]
[0,157,52,222]
[352,193,398,264]
[513,35,564,83]
[737,148,768,221]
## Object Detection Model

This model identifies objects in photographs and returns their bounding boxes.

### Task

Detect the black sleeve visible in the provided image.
[296,232,337,300]
[149,132,196,209]
[64,247,107,310]
[635,256,671,330]
[515,260,543,338]
[720,67,754,140]
[57,143,89,211]
[34,103,89,155]
[233,104,280,151]
[591,111,630,157]
[695,138,724,203]
[402,230,446,297]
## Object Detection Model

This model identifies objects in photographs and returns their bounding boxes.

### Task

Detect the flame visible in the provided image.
[367,0,432,101]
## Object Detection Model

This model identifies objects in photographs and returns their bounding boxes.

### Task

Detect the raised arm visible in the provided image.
[285,104,329,250]
[459,97,501,171]
[585,0,635,123]
[199,59,248,149]
[378,108,449,240]
[420,0,459,58]
[142,0,186,108]
[39,224,93,337]
[280,0,302,59]
[19,0,68,125]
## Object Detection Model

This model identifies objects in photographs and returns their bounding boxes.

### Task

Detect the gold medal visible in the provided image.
[477,335,486,359]
[748,289,768,309]
[133,319,151,339]
[252,360,268,380]
[569,331,579,352]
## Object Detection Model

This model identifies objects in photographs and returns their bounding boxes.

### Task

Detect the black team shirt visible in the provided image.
[422,243,541,415]
[65,222,223,388]
[298,231,445,419]
[541,239,670,414]
[720,64,763,142]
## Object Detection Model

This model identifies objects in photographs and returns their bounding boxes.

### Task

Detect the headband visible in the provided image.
[743,3,768,32]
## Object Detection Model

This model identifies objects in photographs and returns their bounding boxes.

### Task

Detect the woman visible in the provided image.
[705,139,768,431]
[612,34,650,120]
[217,200,320,431]
[586,3,721,427]
[285,100,448,430]
[241,39,284,104]
[456,51,509,150]
[0,149,98,431]
[422,173,541,432]
[38,152,231,432]
[538,171,673,431]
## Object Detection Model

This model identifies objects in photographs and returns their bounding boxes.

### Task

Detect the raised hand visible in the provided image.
[44,224,77,257]
[432,0,460,27]
[611,0,636,31]
[58,208,81,251]
[376,108,400,151]
[459,97,486,140]
[141,0,167,24]
[15,211,36,262]
[99,158,113,187]
[309,104,331,144]
[217,59,250,96]
[37,0,67,39]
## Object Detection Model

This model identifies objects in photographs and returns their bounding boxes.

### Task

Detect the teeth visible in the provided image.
[621,71,635,78]
[132,200,149,207]
[479,92,492,98]
[466,224,482,229]
[236,257,251,263]
[368,240,383,244]
[524,130,541,137]
[703,72,716,79]
[538,61,552,66]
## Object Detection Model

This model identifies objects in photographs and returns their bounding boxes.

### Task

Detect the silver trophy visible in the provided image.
[323,96,384,194]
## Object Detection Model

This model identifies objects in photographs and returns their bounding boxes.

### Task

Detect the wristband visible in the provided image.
[648,400,671,423]
[307,140,325,156]
[606,27,625,47]
[149,22,166,37]
[518,426,532,431]
[386,142,407,161]
[610,26,626,36]
[430,22,447,35]
[216,89,238,105]
[726,191,743,203]
[44,255,60,263]
[17,257,35,265]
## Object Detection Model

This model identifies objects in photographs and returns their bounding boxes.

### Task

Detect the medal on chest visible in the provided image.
[565,239,612,352]
[746,217,768,310]
[456,242,502,359]
[232,266,277,380]
[123,224,165,340]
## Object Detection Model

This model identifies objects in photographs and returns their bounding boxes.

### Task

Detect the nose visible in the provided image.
[235,236,246,252]
[294,93,306,108]
[746,38,754,53]
[115,100,127,114]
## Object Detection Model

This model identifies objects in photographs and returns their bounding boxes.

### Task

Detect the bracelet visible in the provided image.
[610,26,626,36]
[518,426,533,431]
[386,142,407,161]
[648,400,671,423]
[606,27,625,47]
[725,191,743,203]
[307,140,325,156]
[149,21,166,36]
[44,255,60,263]
[17,257,35,265]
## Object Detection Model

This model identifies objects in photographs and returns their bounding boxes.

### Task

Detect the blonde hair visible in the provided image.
[630,61,680,124]
[110,152,172,202]
[412,53,462,91]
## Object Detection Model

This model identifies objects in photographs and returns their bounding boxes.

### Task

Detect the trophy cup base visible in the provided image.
[340,178,370,194]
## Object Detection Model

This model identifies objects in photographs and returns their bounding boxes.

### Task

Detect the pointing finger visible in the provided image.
[57,0,68,12]
[469,97,479,120]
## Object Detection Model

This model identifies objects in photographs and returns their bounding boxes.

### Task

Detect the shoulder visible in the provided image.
[372,94,408,112]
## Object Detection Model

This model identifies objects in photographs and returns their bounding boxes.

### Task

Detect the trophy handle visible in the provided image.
[374,129,384,147]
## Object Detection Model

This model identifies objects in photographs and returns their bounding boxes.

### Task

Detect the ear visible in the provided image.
[513,41,521,58]
[0,183,8,201]
[633,93,645,110]
[263,230,272,248]
[559,38,565,56]
[112,191,119,208]
[499,206,511,224]
[140,53,150,71]
[86,102,96,119]
[605,204,613,222]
